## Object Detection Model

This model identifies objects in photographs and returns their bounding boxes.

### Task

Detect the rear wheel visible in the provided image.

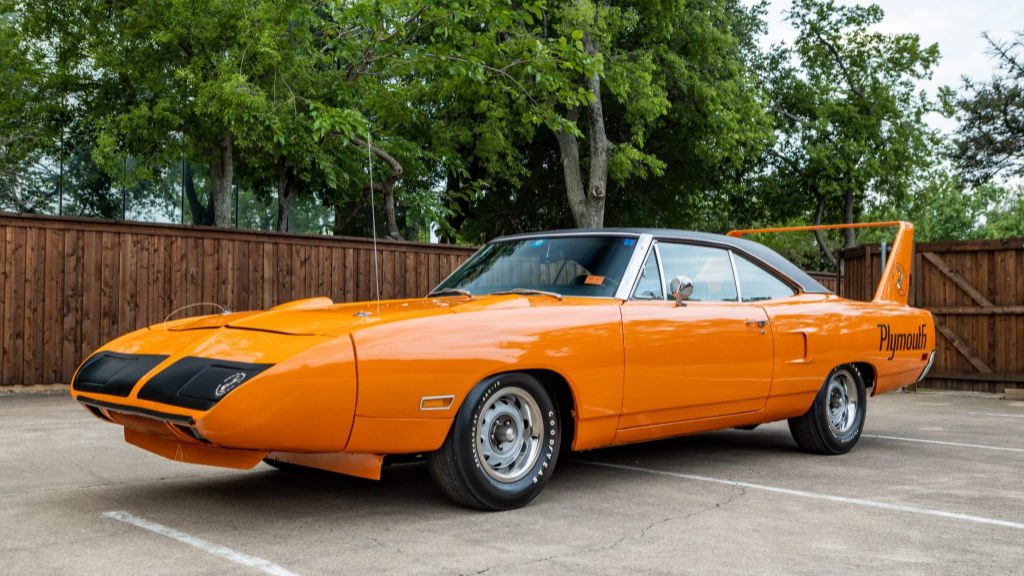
[788,365,866,455]
[427,373,561,510]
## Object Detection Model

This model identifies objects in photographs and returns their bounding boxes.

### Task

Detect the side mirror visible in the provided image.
[670,275,694,306]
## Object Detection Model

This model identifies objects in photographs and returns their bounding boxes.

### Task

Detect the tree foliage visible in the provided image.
[951,32,1024,185]
[763,0,940,264]
[0,0,1019,257]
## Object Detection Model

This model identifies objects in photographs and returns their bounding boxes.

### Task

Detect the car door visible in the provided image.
[619,241,774,428]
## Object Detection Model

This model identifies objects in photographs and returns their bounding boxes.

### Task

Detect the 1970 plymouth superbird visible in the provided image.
[71,221,934,509]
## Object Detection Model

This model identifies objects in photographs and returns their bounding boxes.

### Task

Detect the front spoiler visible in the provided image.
[125,429,383,480]
[82,397,383,480]
[125,428,266,469]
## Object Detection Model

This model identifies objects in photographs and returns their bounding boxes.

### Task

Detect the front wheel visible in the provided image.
[427,373,561,510]
[788,365,866,454]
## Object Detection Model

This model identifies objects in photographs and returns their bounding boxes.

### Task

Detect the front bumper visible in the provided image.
[79,395,384,480]
[71,329,358,453]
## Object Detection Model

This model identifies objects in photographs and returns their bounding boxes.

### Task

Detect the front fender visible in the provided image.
[349,300,625,451]
[196,335,358,452]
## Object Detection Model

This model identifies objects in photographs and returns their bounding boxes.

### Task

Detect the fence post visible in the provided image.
[121,157,127,220]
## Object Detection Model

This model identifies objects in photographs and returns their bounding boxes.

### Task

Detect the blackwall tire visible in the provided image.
[788,364,867,455]
[427,372,561,510]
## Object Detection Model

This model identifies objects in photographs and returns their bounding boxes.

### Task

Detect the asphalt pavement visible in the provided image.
[1,391,1022,575]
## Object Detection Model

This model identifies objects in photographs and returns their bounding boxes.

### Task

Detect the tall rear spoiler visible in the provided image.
[727,221,914,305]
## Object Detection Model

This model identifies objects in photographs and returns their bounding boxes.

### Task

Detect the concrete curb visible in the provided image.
[0,384,70,396]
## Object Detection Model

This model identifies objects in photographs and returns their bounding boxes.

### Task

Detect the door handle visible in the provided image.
[745,319,768,335]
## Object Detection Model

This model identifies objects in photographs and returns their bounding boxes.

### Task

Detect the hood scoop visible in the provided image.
[227,298,339,335]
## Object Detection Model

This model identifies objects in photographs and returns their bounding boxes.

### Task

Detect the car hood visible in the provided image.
[161,295,539,337]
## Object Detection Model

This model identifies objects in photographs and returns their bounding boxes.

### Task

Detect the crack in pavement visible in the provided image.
[464,486,747,575]
[365,535,462,576]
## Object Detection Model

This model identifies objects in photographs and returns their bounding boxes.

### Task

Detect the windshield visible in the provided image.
[435,236,637,298]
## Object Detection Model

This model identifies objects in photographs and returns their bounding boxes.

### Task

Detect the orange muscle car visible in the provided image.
[71,221,935,510]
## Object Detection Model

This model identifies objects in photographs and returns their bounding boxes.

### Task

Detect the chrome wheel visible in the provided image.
[475,386,543,483]
[825,369,859,436]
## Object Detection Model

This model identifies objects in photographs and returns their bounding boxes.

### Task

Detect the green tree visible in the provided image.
[76,0,339,228]
[0,4,59,213]
[432,0,775,240]
[983,186,1024,238]
[316,0,593,239]
[606,0,774,231]
[765,0,940,265]
[951,32,1024,185]
[862,171,999,241]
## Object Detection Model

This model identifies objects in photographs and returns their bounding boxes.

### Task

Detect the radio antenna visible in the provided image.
[367,130,381,315]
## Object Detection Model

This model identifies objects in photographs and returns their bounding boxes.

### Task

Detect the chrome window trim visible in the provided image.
[654,242,666,299]
[434,233,648,301]
[728,250,743,302]
[652,235,803,296]
[615,234,655,300]
[626,238,665,301]
[651,240,743,304]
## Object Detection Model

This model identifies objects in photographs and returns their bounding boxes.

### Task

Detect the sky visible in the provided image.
[754,0,1024,133]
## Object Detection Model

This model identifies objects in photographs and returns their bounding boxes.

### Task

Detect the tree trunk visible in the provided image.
[812,193,838,268]
[554,108,587,224]
[381,186,400,240]
[582,38,608,228]
[553,35,609,229]
[182,160,213,225]
[843,188,856,249]
[208,132,234,228]
[276,158,292,233]
[352,137,403,240]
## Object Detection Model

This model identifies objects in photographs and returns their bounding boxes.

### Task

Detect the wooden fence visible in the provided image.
[842,238,1024,394]
[0,213,476,387]
[2,213,1021,393]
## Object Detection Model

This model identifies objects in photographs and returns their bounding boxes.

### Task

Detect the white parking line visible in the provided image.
[103,511,299,576]
[965,411,1024,420]
[863,434,1024,454]
[574,460,1024,531]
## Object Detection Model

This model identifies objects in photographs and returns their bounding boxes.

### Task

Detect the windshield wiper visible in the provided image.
[492,288,563,300]
[427,288,473,298]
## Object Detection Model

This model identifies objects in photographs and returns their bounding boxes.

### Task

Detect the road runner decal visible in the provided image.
[878,323,927,360]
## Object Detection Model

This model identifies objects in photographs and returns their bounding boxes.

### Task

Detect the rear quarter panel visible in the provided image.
[764,294,934,415]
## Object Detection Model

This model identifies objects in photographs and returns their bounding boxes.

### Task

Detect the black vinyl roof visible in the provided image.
[492,228,832,295]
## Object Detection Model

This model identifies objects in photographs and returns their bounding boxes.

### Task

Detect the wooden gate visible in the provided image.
[842,239,1024,393]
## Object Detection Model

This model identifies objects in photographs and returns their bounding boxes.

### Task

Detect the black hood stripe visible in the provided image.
[137,356,273,411]
[72,352,170,397]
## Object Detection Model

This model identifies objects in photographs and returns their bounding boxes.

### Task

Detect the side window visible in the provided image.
[734,254,795,301]
[657,243,738,302]
[632,248,664,300]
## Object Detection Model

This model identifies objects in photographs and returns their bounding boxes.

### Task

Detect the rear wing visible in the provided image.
[727,221,914,305]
